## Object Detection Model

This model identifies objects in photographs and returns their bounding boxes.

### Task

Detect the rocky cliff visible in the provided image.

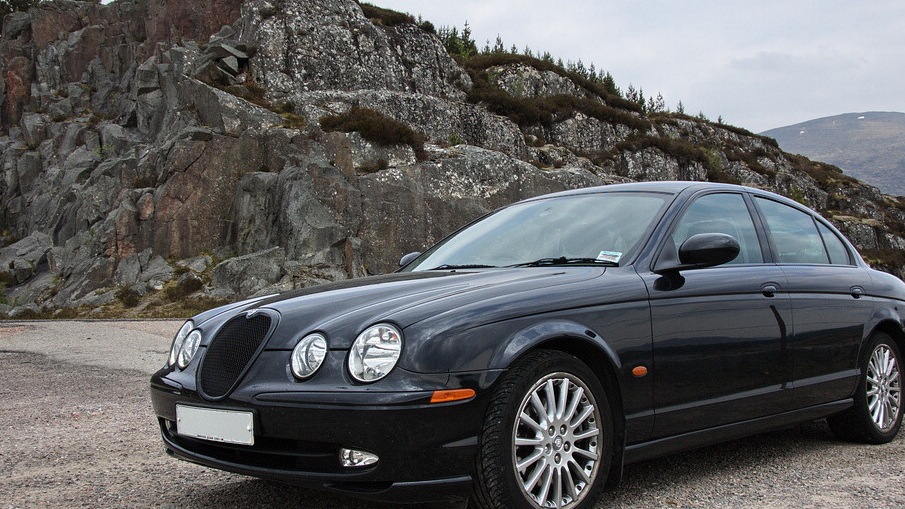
[2,0,905,317]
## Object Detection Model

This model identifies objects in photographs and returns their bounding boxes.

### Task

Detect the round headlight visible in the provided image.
[348,324,402,383]
[291,333,328,379]
[168,321,194,367]
[177,329,202,369]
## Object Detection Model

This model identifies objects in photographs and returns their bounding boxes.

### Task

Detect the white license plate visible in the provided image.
[176,405,254,446]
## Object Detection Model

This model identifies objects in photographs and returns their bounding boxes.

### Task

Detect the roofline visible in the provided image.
[522,181,762,201]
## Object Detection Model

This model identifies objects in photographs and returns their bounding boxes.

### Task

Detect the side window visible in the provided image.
[755,198,829,264]
[817,222,852,265]
[672,193,763,265]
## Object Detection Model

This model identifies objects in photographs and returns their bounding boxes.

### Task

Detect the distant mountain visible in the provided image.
[762,112,905,196]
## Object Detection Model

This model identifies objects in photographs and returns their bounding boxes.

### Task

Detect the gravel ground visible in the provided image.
[1,320,903,508]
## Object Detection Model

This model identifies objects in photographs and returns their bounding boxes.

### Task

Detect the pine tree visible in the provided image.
[601,72,620,97]
[647,92,666,113]
[626,84,639,103]
[460,21,477,57]
[574,59,587,77]
[438,22,477,57]
[626,85,646,110]
[438,26,460,55]
[493,35,505,54]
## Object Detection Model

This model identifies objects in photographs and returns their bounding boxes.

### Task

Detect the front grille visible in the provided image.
[198,313,272,399]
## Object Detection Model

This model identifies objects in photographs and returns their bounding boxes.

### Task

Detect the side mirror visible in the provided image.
[399,251,421,267]
[679,233,740,266]
[655,233,740,274]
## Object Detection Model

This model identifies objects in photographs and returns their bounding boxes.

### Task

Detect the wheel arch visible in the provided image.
[534,336,627,489]
[532,336,624,415]
[491,320,628,490]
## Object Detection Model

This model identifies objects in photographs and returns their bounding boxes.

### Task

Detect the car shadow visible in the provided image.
[161,420,878,509]
[157,474,464,509]
[607,419,856,506]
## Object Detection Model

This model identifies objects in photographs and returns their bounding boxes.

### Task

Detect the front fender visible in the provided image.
[489,319,622,373]
[401,317,624,377]
[402,302,654,440]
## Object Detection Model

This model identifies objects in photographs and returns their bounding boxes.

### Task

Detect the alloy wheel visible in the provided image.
[511,372,602,509]
[867,344,902,432]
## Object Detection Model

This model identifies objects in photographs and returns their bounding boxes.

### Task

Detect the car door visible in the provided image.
[753,197,874,407]
[641,192,793,439]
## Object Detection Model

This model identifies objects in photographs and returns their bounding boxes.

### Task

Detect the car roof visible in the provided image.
[524,181,760,201]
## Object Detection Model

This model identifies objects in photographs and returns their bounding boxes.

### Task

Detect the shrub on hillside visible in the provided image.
[320,106,426,160]
[358,2,414,27]
[462,53,642,115]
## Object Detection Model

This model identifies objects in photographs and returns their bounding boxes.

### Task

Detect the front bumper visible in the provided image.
[150,367,493,503]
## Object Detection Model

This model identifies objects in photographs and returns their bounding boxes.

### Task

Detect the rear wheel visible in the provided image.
[471,350,613,509]
[828,332,902,443]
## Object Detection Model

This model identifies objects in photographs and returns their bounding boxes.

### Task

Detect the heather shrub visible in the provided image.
[320,106,426,160]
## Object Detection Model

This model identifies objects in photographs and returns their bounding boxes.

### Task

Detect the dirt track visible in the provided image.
[1,320,903,508]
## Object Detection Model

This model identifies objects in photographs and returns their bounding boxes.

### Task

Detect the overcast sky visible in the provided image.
[374,0,904,133]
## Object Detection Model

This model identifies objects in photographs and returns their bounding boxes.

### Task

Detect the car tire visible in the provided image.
[471,350,613,509]
[828,332,902,444]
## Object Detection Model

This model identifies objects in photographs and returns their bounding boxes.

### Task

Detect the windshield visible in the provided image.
[404,192,670,271]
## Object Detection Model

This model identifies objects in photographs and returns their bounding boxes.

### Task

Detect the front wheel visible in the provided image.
[828,332,902,443]
[471,350,614,509]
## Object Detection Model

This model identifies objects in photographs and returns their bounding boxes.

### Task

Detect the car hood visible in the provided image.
[230,268,606,350]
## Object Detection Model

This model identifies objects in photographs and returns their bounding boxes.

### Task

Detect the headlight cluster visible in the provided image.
[167,319,404,383]
[168,320,201,369]
[289,324,403,383]
[348,324,403,382]
[290,333,328,379]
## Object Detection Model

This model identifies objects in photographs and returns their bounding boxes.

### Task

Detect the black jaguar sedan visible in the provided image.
[151,181,903,509]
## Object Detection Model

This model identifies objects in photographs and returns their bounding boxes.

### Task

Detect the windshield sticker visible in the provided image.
[596,251,622,264]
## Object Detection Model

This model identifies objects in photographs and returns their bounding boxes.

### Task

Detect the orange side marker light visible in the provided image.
[430,388,476,403]
[632,366,649,377]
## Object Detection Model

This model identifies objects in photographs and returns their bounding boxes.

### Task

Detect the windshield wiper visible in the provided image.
[429,264,498,270]
[506,257,618,268]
